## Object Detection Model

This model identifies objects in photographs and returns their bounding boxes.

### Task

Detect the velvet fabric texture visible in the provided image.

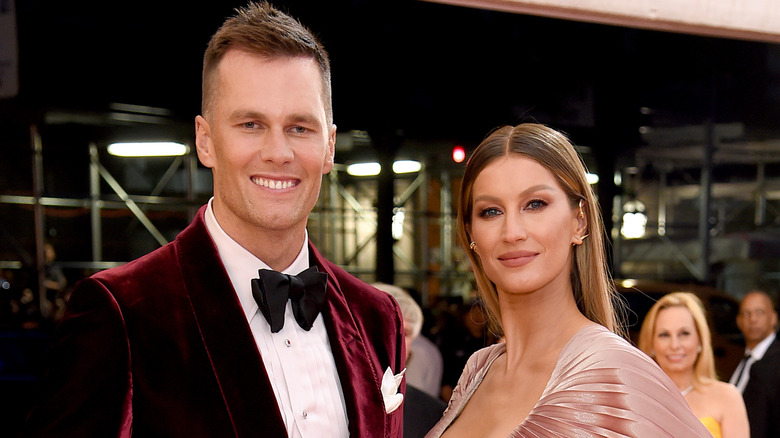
[425,325,711,437]
[21,206,405,437]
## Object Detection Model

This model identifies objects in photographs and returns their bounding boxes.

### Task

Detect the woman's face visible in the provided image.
[469,155,583,297]
[652,306,701,374]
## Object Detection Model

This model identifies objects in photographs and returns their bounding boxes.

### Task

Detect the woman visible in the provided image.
[638,292,750,438]
[425,123,710,437]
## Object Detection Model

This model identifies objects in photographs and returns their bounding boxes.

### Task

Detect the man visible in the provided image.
[373,283,446,438]
[730,290,780,438]
[21,3,405,437]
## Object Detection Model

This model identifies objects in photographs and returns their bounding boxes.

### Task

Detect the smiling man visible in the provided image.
[21,3,405,437]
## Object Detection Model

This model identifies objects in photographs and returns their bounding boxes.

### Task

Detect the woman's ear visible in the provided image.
[572,199,589,245]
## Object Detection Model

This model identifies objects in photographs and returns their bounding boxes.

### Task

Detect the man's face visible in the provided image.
[737,292,778,347]
[195,50,335,248]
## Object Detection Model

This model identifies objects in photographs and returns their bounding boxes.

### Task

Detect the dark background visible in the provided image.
[6,0,779,150]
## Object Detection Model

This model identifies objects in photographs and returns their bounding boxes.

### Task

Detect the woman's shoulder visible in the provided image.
[525,325,712,437]
[552,324,681,399]
[700,378,743,401]
[561,324,654,365]
[463,341,506,372]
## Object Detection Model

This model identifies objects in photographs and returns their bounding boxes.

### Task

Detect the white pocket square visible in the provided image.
[381,366,405,414]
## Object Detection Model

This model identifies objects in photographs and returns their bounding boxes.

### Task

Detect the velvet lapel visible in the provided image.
[178,209,287,437]
[309,243,386,437]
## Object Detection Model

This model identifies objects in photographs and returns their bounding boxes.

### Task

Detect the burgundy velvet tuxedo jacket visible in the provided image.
[22,206,405,438]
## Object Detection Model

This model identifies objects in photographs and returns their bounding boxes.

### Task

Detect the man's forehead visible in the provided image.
[742,293,772,310]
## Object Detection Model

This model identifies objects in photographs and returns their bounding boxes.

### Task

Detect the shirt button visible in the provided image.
[285,339,291,347]
[302,410,308,419]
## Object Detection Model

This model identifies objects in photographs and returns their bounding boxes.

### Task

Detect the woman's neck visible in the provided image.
[498,284,592,365]
[664,368,696,392]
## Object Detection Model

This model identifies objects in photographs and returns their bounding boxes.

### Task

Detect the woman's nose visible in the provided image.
[502,213,527,243]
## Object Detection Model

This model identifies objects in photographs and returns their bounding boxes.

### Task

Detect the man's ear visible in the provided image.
[195,115,215,168]
[323,124,336,174]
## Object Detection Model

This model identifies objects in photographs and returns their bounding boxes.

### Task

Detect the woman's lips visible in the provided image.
[498,251,538,267]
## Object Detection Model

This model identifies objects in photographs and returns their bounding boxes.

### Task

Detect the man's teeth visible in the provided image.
[253,177,294,189]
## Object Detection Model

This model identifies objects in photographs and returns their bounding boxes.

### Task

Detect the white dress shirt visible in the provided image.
[204,199,349,437]
[729,331,776,393]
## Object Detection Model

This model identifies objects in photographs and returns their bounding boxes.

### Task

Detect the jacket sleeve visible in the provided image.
[20,278,132,438]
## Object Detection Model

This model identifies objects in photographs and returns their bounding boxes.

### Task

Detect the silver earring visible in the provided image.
[697,345,702,354]
[469,241,476,250]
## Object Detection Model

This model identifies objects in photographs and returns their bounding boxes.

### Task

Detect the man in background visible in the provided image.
[374,283,447,438]
[730,290,780,438]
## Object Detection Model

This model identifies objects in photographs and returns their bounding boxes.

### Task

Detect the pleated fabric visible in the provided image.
[425,324,713,437]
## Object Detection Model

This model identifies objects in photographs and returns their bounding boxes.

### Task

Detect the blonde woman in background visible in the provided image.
[639,292,750,438]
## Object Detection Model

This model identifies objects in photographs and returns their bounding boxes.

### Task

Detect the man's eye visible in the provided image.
[243,122,257,129]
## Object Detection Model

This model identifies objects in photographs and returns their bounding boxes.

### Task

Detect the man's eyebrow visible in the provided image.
[229,110,265,121]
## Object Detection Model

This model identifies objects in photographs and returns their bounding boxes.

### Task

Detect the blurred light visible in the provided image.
[452,145,466,163]
[586,173,600,185]
[346,162,381,176]
[392,207,405,240]
[620,279,638,289]
[108,142,189,157]
[346,160,422,176]
[621,199,647,239]
[392,160,422,174]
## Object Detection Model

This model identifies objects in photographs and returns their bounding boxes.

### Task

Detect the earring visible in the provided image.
[469,241,476,250]
[576,200,589,244]
[697,345,702,354]
[572,234,590,246]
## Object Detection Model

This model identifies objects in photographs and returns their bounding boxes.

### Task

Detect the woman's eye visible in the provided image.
[525,199,547,210]
[478,208,501,218]
[658,332,669,338]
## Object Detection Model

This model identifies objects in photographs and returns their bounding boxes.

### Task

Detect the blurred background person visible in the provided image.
[639,291,749,438]
[434,298,495,402]
[42,242,69,323]
[374,283,447,438]
[730,290,780,438]
[407,320,444,399]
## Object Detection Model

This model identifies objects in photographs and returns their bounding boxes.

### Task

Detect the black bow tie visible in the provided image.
[251,266,328,333]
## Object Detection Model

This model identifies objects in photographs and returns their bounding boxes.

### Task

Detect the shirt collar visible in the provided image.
[203,197,310,320]
[748,331,776,360]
